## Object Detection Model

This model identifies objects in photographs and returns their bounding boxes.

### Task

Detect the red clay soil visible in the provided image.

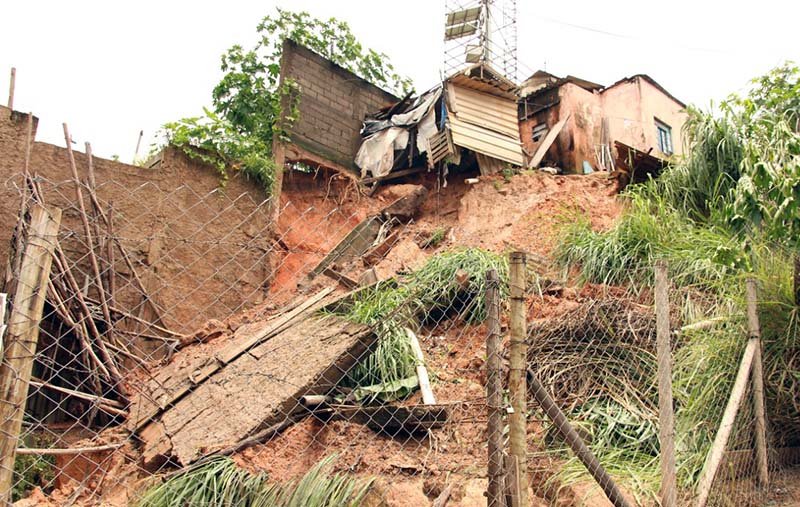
[455,171,621,257]
[23,169,626,506]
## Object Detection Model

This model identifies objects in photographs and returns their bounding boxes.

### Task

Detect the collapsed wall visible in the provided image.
[0,106,273,337]
[276,39,400,175]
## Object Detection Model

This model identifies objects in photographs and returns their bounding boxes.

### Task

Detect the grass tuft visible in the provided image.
[136,455,372,507]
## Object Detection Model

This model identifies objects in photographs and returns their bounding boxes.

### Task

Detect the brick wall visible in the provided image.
[0,106,273,337]
[280,39,400,173]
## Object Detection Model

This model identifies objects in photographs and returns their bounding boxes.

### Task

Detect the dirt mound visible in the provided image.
[455,171,621,257]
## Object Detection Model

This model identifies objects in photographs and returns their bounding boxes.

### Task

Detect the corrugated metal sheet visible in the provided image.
[447,83,524,166]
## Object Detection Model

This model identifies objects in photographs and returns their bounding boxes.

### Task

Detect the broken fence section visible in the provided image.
[1,172,797,506]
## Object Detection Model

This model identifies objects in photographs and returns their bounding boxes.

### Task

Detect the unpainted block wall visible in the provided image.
[280,39,400,173]
[0,106,273,336]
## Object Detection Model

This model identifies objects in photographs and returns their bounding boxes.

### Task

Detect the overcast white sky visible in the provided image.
[2,0,798,162]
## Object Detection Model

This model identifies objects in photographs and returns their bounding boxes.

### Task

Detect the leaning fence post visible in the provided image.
[746,278,770,488]
[655,261,677,507]
[485,269,504,507]
[0,204,61,504]
[507,251,528,507]
[695,279,765,507]
[528,371,633,507]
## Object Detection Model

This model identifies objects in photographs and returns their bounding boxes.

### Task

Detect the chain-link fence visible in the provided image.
[1,169,797,506]
[525,263,797,507]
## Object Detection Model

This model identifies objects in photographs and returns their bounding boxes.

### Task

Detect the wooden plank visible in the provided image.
[530,113,571,168]
[329,403,448,433]
[146,316,376,465]
[305,216,383,283]
[322,267,359,289]
[129,287,334,430]
[406,329,435,405]
[0,205,61,503]
[360,167,426,185]
[7,67,15,109]
[655,261,677,507]
[0,293,6,349]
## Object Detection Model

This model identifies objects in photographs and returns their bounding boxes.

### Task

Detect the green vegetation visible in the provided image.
[550,64,800,499]
[136,455,373,507]
[12,434,56,502]
[418,227,447,249]
[157,8,412,193]
[330,248,508,401]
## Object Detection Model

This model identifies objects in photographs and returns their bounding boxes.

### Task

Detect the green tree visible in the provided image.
[158,8,412,194]
[652,62,800,249]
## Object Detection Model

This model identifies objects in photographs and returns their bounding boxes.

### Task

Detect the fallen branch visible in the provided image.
[16,443,123,455]
[30,377,125,408]
[64,125,116,365]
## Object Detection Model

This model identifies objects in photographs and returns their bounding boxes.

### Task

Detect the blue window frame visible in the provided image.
[656,119,673,155]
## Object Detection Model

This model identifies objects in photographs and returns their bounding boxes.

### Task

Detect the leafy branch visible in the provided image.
[156,8,412,194]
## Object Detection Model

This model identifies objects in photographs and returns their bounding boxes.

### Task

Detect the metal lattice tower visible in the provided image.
[442,0,518,83]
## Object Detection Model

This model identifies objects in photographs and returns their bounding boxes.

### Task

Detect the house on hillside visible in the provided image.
[518,70,688,177]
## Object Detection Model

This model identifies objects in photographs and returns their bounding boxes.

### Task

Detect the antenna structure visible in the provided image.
[442,0,518,82]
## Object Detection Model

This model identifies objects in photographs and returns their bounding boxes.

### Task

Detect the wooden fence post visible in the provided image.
[7,68,15,110]
[655,261,677,507]
[794,255,799,307]
[485,269,504,507]
[746,278,769,488]
[0,204,61,504]
[508,252,528,507]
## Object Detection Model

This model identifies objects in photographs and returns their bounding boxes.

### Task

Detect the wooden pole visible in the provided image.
[508,251,528,507]
[133,130,143,163]
[695,337,759,507]
[106,203,117,312]
[0,204,61,504]
[528,370,633,507]
[62,124,123,388]
[485,269,505,507]
[746,278,769,488]
[7,68,15,110]
[16,443,122,456]
[654,261,677,507]
[794,255,799,307]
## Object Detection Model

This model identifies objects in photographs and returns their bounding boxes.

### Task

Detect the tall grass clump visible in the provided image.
[136,455,373,507]
[331,248,508,400]
[556,193,748,289]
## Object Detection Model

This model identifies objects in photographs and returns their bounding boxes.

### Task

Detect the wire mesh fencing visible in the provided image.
[524,262,797,507]
[0,167,797,507]
[0,171,504,506]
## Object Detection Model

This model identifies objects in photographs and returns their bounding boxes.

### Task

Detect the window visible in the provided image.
[532,123,548,142]
[655,119,673,155]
